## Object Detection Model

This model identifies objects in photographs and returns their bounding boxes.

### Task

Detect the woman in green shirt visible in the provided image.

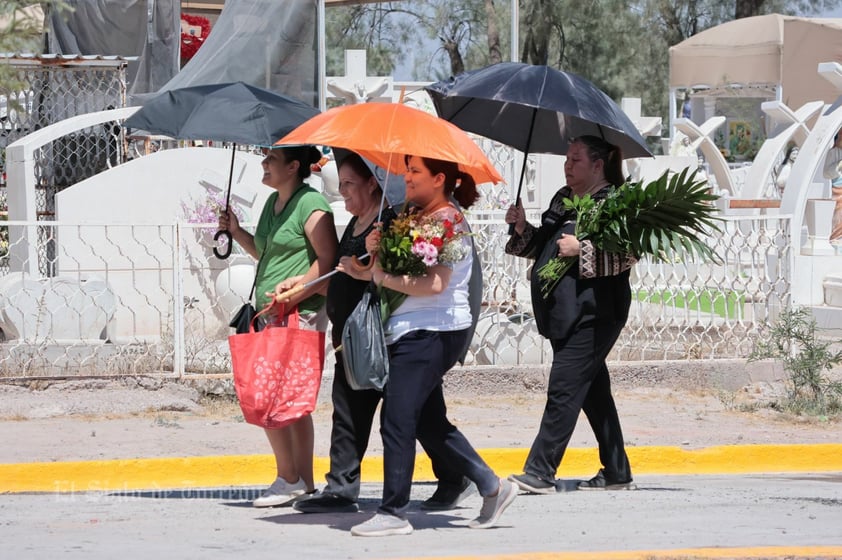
[220,145,337,507]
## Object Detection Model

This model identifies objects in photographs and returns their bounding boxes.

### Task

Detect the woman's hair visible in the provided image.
[278,145,322,180]
[406,155,480,209]
[572,135,625,187]
[338,152,382,197]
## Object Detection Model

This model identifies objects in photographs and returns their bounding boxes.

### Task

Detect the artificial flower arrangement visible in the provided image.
[536,169,721,299]
[376,206,471,318]
[180,190,247,255]
[180,14,211,66]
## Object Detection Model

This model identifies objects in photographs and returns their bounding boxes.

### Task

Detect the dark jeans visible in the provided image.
[323,354,466,501]
[379,329,499,517]
[524,318,632,483]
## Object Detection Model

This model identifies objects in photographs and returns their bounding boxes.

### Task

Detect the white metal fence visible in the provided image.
[0,212,791,378]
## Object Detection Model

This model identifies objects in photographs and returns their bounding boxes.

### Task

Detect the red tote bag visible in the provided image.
[228,305,325,429]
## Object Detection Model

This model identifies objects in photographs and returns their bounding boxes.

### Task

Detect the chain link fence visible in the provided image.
[1,56,129,276]
[0,212,788,378]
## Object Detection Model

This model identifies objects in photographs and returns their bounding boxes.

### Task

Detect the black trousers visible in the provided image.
[379,329,499,517]
[322,352,465,501]
[321,357,382,500]
[524,317,632,483]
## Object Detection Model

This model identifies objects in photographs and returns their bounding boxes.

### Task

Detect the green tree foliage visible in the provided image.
[323,0,840,124]
[0,1,69,92]
[324,3,412,77]
[325,0,510,80]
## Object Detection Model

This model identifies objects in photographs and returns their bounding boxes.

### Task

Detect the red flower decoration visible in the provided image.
[180,14,211,65]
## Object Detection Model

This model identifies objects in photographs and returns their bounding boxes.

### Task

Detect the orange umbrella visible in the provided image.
[275,102,503,185]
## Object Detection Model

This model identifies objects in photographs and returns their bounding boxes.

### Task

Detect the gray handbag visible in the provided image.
[341,282,389,391]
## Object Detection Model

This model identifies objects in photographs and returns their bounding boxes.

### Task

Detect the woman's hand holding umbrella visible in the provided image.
[335,255,373,281]
[218,208,256,259]
[273,252,373,303]
[505,200,526,235]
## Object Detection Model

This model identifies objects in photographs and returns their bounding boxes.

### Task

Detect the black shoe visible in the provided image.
[292,492,359,513]
[508,472,557,494]
[577,469,635,491]
[420,477,477,510]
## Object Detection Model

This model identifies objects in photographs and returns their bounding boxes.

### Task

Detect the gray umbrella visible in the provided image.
[425,62,652,211]
[124,81,319,258]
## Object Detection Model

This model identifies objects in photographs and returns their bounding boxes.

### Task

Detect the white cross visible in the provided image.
[621,97,662,137]
[325,49,393,104]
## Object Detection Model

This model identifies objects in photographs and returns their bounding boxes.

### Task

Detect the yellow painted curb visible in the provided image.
[401,546,842,560]
[2,444,841,493]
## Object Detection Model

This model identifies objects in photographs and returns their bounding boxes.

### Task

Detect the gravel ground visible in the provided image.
[1,360,840,464]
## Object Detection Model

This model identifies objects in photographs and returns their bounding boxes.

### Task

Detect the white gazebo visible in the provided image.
[669,14,842,138]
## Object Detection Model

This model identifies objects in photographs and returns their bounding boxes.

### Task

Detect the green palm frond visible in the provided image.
[537,170,722,299]
[571,169,721,263]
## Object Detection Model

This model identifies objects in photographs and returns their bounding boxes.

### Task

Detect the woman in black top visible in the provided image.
[294,153,472,513]
[504,135,636,493]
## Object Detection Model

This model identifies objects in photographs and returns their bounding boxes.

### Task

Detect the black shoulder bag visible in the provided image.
[228,268,260,334]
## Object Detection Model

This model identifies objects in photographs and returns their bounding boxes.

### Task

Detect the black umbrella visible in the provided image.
[425,62,652,231]
[124,82,320,258]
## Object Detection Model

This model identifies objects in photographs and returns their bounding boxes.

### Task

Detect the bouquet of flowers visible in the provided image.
[377,207,471,318]
[537,169,721,299]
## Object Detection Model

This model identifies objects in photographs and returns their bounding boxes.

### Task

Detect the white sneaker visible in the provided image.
[469,479,517,529]
[350,513,413,537]
[253,477,307,508]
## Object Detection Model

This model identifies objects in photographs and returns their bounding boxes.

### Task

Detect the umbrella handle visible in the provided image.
[213,229,233,260]
[352,254,375,270]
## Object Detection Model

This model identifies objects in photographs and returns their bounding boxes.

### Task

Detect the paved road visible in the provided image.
[3,473,841,559]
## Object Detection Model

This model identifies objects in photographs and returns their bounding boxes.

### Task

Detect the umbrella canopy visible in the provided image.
[426,62,651,211]
[124,81,319,146]
[425,62,651,159]
[275,102,503,186]
[124,81,320,259]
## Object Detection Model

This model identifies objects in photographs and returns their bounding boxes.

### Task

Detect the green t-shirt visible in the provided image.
[254,184,333,311]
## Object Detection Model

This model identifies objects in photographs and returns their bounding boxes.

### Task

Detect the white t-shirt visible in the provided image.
[384,206,473,344]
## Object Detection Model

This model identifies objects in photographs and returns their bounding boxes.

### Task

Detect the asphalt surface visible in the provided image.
[2,473,841,559]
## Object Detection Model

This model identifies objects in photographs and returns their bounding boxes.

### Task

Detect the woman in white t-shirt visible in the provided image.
[347,156,516,537]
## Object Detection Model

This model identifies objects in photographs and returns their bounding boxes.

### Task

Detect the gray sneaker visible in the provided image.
[252,477,308,508]
[469,479,517,529]
[351,513,413,537]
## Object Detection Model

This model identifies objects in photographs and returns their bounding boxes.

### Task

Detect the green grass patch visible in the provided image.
[637,288,745,319]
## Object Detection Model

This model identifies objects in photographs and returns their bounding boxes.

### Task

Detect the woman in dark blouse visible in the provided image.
[504,135,636,494]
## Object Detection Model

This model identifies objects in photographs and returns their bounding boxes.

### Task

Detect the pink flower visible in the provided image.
[411,240,439,266]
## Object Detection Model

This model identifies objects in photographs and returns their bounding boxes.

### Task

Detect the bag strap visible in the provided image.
[248,302,302,332]
[277,303,302,329]
[248,184,309,303]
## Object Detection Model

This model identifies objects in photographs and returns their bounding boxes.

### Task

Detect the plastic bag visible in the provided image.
[341,283,389,391]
